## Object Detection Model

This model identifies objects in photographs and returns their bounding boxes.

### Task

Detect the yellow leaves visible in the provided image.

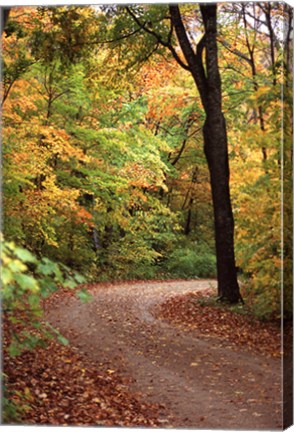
[39,127,89,163]
[230,120,282,318]
[24,387,34,402]
[3,119,90,236]
[251,85,271,100]
[4,79,43,117]
[121,162,157,190]
[41,175,80,206]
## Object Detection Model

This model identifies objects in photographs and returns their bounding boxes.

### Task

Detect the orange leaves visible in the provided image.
[137,60,194,125]
[8,7,41,31]
[147,89,191,124]
[3,79,42,124]
[3,317,162,427]
[139,60,178,92]
[155,291,281,357]
[180,172,190,180]
[74,207,94,227]
[121,162,156,189]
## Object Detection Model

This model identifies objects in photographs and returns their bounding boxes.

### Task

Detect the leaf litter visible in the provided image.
[3,281,282,428]
[3,316,165,427]
[153,289,281,358]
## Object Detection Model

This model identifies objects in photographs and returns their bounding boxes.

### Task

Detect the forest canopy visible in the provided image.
[2,3,292,322]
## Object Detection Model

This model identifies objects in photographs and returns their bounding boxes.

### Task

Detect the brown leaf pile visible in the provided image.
[3,319,163,427]
[154,290,281,358]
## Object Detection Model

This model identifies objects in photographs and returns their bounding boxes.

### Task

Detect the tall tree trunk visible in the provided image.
[170,4,242,303]
[184,199,193,236]
[2,7,10,32]
[203,112,240,301]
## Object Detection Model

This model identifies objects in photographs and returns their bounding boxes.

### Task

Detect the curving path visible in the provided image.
[46,279,281,429]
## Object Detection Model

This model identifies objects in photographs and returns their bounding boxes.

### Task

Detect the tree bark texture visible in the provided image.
[2,7,10,33]
[170,4,242,302]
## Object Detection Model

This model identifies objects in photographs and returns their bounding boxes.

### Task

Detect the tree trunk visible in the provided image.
[200,4,241,302]
[184,199,193,236]
[2,8,10,32]
[170,4,242,303]
[203,112,240,301]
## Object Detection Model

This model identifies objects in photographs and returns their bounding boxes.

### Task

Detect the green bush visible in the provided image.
[1,238,89,355]
[1,236,90,421]
[162,244,216,279]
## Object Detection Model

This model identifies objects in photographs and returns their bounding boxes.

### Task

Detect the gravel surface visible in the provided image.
[46,279,282,429]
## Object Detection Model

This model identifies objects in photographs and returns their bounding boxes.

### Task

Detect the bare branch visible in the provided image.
[218,37,252,66]
[169,5,208,107]
[100,27,142,44]
[125,6,191,71]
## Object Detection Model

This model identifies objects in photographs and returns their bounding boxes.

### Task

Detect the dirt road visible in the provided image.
[46,279,281,429]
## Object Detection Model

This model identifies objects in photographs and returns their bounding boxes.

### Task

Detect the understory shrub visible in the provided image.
[1,237,90,421]
[162,244,216,279]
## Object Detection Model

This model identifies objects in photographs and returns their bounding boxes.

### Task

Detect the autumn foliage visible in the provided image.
[1,3,292,426]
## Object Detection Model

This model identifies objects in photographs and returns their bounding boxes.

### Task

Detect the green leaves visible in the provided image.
[13,247,37,263]
[14,274,39,292]
[57,334,69,345]
[8,343,22,358]
[37,258,61,278]
[74,274,86,284]
[63,279,77,289]
[1,237,89,357]
[76,289,92,303]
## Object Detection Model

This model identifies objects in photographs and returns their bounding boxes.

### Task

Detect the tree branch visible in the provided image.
[125,6,191,71]
[218,37,253,66]
[100,27,142,44]
[169,5,208,108]
[2,7,10,33]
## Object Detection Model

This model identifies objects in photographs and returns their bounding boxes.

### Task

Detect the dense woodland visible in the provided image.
[1,3,293,424]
